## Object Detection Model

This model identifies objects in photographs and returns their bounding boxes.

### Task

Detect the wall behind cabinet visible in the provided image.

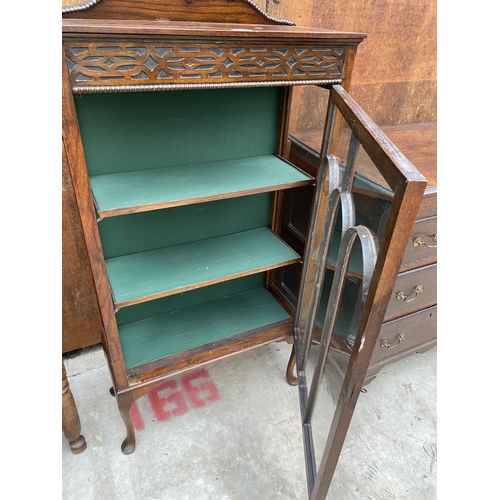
[258,0,437,129]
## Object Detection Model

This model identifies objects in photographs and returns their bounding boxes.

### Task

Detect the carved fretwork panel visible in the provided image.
[64,42,346,92]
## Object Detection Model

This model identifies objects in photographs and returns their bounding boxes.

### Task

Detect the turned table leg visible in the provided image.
[62,362,87,454]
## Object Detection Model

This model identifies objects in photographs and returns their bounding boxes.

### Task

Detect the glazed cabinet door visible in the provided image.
[289,84,426,499]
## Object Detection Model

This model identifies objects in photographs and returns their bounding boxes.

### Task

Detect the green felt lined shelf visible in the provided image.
[107,227,300,308]
[91,155,312,217]
[119,287,291,370]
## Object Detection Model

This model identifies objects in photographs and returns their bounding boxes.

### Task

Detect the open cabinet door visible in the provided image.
[291,84,427,499]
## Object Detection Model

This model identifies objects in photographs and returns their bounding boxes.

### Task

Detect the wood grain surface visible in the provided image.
[261,0,436,128]
[62,142,103,353]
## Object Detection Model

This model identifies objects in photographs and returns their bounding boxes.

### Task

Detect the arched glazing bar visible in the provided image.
[303,224,378,426]
[294,154,356,373]
[294,97,362,372]
[292,148,378,492]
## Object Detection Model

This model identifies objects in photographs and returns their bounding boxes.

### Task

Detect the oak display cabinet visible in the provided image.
[62,1,428,498]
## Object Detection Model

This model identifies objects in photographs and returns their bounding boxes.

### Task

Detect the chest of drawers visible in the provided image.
[283,122,437,383]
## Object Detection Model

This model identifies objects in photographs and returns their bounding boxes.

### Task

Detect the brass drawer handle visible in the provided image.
[413,234,437,248]
[380,333,405,349]
[396,285,423,302]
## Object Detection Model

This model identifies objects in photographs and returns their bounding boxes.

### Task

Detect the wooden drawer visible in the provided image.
[384,264,437,322]
[370,305,437,364]
[415,188,437,219]
[399,216,437,272]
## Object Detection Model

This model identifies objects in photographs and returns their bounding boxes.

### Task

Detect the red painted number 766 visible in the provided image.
[131,368,221,431]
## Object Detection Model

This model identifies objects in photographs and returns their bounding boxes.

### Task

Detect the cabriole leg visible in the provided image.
[117,392,136,454]
[286,344,298,386]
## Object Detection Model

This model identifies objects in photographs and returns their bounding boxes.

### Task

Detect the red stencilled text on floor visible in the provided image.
[131,368,221,431]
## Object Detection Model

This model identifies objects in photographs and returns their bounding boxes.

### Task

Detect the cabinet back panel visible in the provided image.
[75,87,281,176]
[115,273,264,325]
[99,193,271,259]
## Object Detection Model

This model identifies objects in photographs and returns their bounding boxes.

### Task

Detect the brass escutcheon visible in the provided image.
[380,333,405,349]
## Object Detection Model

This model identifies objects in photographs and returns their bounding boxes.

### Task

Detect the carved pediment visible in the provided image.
[62,0,295,26]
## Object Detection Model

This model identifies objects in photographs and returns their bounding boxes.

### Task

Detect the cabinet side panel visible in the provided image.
[63,52,129,388]
[62,141,103,352]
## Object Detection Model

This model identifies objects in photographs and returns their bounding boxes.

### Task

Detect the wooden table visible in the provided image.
[62,362,87,454]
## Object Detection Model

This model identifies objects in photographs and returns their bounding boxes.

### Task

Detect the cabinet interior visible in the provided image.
[74,85,312,372]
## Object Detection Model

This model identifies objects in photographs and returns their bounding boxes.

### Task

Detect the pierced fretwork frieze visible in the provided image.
[64,42,346,90]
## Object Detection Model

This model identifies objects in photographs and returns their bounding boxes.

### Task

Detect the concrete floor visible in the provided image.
[62,343,436,500]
